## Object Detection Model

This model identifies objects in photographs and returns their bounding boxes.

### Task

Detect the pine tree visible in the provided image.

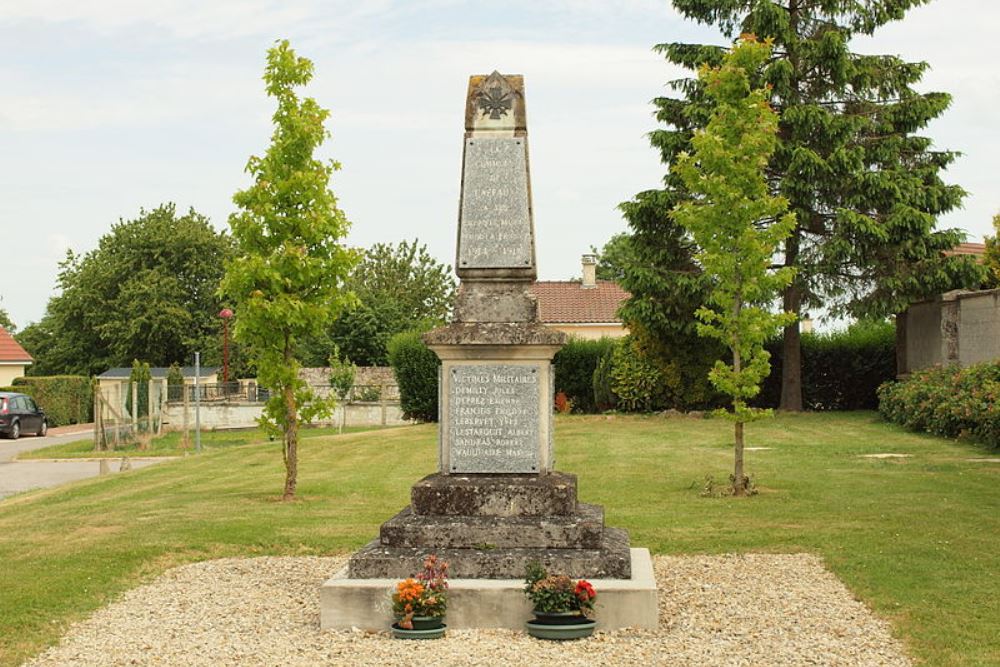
[624,0,984,410]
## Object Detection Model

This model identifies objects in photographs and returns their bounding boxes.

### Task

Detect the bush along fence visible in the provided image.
[386,322,898,417]
[0,376,93,426]
[878,361,1000,448]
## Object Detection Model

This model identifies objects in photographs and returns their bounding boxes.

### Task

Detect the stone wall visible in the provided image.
[903,288,1000,373]
[161,400,409,431]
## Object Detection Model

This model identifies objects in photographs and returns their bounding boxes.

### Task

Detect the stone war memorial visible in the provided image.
[320,72,658,630]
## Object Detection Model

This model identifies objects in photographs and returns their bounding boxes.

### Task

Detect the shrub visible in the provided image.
[8,375,93,426]
[553,338,616,413]
[609,336,666,412]
[388,331,440,422]
[756,320,896,410]
[592,344,617,412]
[878,362,1000,448]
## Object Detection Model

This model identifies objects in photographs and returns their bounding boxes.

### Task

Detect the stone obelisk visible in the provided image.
[345,72,630,579]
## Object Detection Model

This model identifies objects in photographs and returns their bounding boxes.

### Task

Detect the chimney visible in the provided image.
[581,254,598,288]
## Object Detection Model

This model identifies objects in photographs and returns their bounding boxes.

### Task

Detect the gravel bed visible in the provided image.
[24,554,909,666]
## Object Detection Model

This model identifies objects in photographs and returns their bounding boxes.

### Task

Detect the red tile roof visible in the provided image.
[0,326,32,363]
[945,242,986,257]
[529,281,629,323]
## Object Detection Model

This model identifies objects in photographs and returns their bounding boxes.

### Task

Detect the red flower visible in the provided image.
[574,580,596,601]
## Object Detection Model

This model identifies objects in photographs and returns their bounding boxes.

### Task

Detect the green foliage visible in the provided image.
[590,233,636,282]
[985,213,1000,289]
[879,362,1000,448]
[672,37,795,424]
[756,320,896,410]
[327,347,356,401]
[591,344,617,412]
[16,205,233,377]
[220,40,356,498]
[609,336,667,413]
[166,363,185,388]
[387,331,440,422]
[0,303,16,333]
[124,360,151,419]
[627,0,986,410]
[523,562,596,616]
[303,240,455,366]
[552,338,616,413]
[7,376,93,426]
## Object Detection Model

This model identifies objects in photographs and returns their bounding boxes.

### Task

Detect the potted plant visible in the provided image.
[390,555,449,639]
[523,561,597,640]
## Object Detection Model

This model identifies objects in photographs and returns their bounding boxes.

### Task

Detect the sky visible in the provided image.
[1,0,997,329]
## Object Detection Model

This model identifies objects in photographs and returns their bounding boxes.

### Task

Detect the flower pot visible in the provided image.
[408,615,444,631]
[530,610,588,625]
[525,617,596,641]
[391,621,446,640]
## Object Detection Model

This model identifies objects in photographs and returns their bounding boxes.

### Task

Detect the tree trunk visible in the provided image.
[282,338,299,501]
[779,233,803,411]
[733,421,745,497]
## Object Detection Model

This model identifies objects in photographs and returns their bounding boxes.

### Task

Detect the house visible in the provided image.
[0,326,32,385]
[528,255,630,340]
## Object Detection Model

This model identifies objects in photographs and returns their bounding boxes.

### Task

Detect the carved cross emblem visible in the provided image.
[477,84,512,120]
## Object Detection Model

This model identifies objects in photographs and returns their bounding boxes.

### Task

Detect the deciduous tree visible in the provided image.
[672,37,795,496]
[220,40,356,500]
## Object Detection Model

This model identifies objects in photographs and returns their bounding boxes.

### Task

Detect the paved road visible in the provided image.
[0,429,169,501]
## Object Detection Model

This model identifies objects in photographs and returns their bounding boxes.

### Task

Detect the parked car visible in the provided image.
[0,392,48,439]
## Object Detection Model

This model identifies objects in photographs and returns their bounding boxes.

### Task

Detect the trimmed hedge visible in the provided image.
[387,331,440,422]
[756,321,896,410]
[6,376,93,426]
[553,338,616,413]
[878,362,1000,448]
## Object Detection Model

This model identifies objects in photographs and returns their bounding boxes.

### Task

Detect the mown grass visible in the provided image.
[17,425,388,459]
[0,413,997,666]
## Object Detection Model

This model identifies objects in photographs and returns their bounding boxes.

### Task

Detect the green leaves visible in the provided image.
[671,37,795,423]
[220,40,356,492]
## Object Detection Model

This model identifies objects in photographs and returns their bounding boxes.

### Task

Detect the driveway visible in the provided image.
[0,426,169,500]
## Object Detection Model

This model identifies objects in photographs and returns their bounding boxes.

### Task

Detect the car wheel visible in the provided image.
[10,421,20,440]
[37,420,48,437]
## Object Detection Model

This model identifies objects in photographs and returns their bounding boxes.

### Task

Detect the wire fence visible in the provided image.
[164,382,400,404]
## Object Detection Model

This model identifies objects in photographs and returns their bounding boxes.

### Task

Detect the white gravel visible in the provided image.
[24,554,910,667]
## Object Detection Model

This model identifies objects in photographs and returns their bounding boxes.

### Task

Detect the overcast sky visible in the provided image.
[1,0,997,329]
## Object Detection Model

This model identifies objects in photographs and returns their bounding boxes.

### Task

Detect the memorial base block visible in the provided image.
[321,548,658,632]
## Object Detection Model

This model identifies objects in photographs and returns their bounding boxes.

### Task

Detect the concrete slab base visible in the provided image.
[320,547,657,631]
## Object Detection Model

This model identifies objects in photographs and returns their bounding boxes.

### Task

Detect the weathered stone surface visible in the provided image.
[348,527,632,579]
[410,472,577,517]
[448,364,540,473]
[464,71,526,133]
[379,504,605,550]
[453,282,538,323]
[423,322,566,347]
[458,137,533,273]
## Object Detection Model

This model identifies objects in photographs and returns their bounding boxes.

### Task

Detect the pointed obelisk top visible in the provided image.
[464,71,526,134]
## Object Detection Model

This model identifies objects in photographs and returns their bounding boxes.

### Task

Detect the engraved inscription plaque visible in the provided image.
[458,137,533,269]
[448,364,540,473]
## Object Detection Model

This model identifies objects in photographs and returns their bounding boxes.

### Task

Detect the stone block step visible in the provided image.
[410,472,577,517]
[380,503,604,549]
[348,527,631,579]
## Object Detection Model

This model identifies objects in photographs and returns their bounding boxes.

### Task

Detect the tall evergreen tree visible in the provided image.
[623,0,984,410]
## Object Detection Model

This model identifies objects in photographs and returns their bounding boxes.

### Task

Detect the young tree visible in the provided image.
[672,37,795,496]
[625,0,984,411]
[220,40,356,500]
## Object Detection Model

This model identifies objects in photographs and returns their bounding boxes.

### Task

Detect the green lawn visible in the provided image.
[17,425,389,459]
[0,413,997,666]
